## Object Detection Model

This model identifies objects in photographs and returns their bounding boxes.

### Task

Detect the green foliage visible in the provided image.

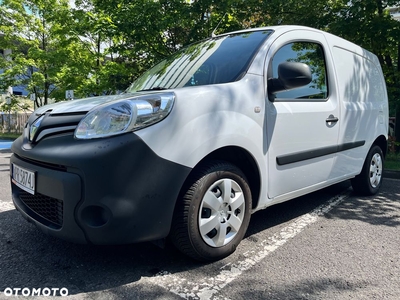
[0,94,31,115]
[0,132,20,140]
[79,61,131,96]
[1,0,400,113]
[91,0,248,79]
[0,0,131,107]
[0,0,93,106]
[325,1,400,114]
[0,95,20,113]
[386,151,400,170]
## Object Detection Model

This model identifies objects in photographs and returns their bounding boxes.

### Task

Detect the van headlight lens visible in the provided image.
[75,93,175,139]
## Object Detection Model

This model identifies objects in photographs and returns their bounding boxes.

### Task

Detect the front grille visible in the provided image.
[19,192,63,228]
[27,112,85,143]
[14,154,67,172]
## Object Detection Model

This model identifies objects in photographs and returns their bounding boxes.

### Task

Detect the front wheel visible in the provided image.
[170,161,252,261]
[351,145,384,195]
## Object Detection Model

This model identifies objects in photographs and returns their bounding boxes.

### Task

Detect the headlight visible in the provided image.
[75,93,175,139]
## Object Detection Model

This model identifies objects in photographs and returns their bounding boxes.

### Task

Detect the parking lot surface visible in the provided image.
[1,152,399,299]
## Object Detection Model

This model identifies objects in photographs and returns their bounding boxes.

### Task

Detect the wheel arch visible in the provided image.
[181,146,261,210]
[372,135,388,158]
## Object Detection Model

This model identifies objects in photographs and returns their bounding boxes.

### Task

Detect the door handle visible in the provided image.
[326,115,339,123]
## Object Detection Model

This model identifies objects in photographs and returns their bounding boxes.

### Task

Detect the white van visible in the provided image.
[10,26,388,261]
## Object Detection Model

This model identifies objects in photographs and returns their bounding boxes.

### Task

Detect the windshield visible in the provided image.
[126,30,272,92]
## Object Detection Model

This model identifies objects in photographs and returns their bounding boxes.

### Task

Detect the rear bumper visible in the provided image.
[10,132,191,244]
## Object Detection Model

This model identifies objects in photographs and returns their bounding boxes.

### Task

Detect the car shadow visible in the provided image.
[0,208,194,295]
[245,181,351,238]
[1,179,395,296]
[324,179,400,227]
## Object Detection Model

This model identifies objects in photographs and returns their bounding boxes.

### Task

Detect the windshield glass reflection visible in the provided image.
[127,30,272,92]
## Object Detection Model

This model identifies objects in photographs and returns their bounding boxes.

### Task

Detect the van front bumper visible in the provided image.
[10,132,191,244]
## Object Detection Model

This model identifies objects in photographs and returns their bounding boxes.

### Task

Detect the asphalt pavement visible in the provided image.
[0,147,400,299]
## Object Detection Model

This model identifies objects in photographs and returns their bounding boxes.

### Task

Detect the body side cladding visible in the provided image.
[276,141,365,166]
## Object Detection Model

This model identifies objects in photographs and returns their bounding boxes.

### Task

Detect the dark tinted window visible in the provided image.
[127,31,272,92]
[271,42,328,100]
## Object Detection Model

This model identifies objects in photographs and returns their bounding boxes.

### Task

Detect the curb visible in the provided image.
[383,169,400,180]
[0,139,14,154]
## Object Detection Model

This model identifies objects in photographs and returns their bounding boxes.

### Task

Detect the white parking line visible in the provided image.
[0,200,15,212]
[147,189,351,300]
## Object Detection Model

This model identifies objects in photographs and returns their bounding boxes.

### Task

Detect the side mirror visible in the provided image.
[268,62,312,96]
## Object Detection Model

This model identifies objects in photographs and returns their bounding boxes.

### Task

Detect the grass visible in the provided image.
[385,152,400,171]
[0,132,21,140]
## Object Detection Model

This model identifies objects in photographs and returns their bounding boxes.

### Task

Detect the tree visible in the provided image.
[71,0,132,96]
[2,0,400,137]
[0,0,93,107]
[325,0,400,151]
[237,0,400,150]
[90,0,248,79]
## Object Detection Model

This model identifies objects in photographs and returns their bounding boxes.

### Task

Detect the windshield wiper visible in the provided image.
[136,86,168,92]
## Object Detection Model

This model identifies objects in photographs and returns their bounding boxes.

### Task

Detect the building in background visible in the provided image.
[0,47,29,97]
[388,6,400,21]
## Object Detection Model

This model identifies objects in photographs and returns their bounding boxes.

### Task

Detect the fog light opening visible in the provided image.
[81,206,111,227]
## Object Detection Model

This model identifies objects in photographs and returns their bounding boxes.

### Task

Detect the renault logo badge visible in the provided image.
[29,115,44,142]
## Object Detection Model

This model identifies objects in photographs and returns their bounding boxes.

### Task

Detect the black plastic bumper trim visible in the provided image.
[11,132,192,245]
[276,140,365,166]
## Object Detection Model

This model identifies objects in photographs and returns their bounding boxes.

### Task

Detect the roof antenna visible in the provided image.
[211,12,227,38]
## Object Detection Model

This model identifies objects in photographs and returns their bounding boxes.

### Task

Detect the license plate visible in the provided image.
[12,164,35,195]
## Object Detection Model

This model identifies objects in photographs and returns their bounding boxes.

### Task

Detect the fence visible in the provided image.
[0,112,30,134]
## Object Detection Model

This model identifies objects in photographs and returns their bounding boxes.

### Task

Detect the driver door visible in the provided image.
[266,30,340,199]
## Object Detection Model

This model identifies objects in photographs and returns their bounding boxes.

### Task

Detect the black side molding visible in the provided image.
[276,141,365,166]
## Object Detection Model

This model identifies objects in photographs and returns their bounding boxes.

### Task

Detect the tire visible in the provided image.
[351,145,384,195]
[170,161,252,261]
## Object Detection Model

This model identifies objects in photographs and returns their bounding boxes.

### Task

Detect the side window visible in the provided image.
[271,42,328,100]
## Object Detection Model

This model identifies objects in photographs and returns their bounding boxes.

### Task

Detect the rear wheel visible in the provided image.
[351,145,384,195]
[170,161,252,261]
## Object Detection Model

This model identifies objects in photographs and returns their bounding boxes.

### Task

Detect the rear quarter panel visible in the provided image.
[327,34,388,177]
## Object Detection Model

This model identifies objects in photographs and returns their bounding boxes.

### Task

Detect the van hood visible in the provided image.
[33,93,141,115]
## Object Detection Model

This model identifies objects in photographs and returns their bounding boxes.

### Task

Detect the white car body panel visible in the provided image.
[9,25,389,256]
[262,29,340,199]
[74,25,388,212]
[135,75,270,208]
[136,25,388,211]
[330,44,388,176]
